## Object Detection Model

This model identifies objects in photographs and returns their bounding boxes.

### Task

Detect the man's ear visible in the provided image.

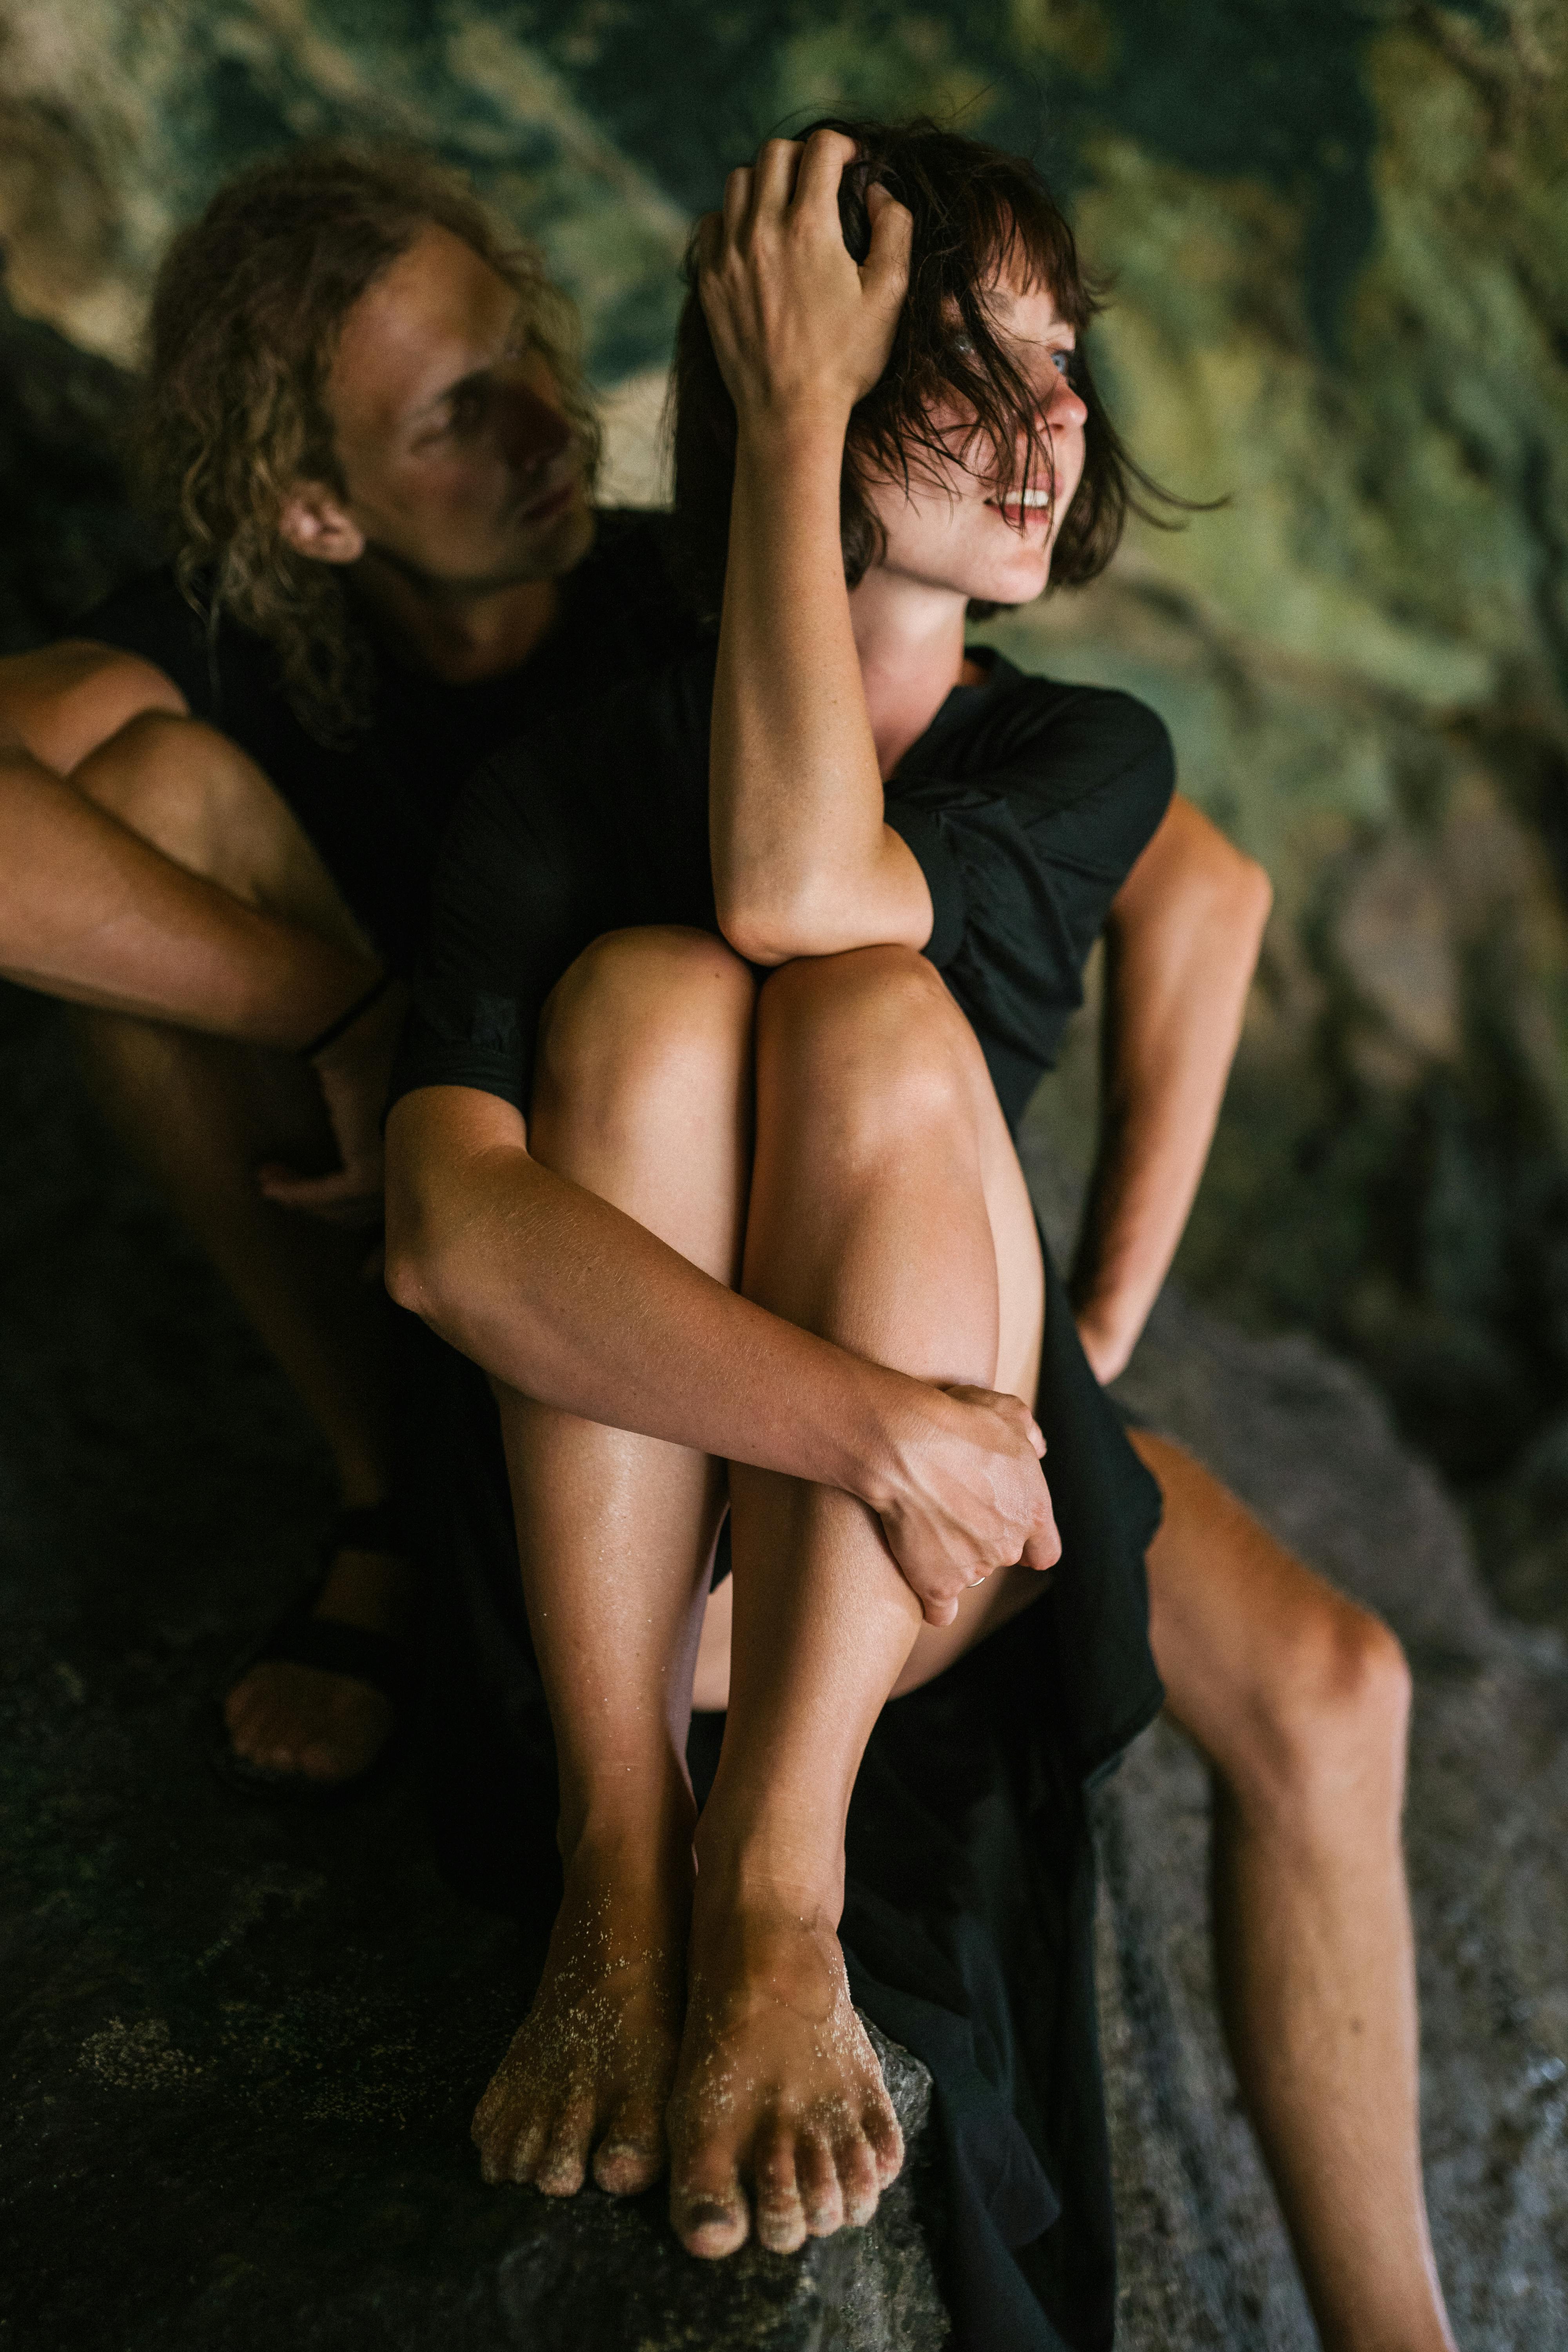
[278,482,366,567]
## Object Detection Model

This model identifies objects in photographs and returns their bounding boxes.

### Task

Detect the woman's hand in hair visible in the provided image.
[695,128,912,430]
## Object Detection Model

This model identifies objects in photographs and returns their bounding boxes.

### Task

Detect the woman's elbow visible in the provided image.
[714,887,808,967]
[383,1207,439,1319]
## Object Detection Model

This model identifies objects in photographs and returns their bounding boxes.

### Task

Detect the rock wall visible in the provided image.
[3,0,1566,1604]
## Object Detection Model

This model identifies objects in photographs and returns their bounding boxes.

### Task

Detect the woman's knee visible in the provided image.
[535,926,755,1134]
[756,946,981,1148]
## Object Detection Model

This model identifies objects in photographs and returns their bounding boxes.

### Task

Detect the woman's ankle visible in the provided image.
[558,1775,698,1880]
[692,1815,845,1931]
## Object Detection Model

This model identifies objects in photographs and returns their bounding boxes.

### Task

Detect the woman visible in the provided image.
[386,119,1183,2345]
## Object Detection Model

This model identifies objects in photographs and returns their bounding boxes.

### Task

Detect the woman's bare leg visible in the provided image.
[670,944,1047,2258]
[471,928,755,2199]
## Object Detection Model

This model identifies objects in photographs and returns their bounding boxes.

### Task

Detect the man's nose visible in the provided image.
[494,377,572,474]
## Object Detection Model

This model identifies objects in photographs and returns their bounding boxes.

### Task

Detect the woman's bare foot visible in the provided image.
[223,1544,411,1782]
[473,1834,692,2199]
[668,1872,904,2259]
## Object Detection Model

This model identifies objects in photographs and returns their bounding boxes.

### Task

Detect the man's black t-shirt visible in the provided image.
[394,641,1174,1135]
[76,512,699,976]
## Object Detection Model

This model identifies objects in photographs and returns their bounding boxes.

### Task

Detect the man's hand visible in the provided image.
[871,1384,1061,1629]
[695,128,912,430]
[257,979,409,1227]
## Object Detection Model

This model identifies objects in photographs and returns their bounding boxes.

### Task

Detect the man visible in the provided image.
[0,142,1449,2348]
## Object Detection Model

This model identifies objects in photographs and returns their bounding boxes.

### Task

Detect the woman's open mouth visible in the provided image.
[985,490,1054,530]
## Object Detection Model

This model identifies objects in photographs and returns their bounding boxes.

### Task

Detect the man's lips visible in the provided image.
[514,474,577,527]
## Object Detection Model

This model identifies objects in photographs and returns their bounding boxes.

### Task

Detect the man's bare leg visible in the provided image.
[472,929,756,2199]
[1140,1434,1455,2352]
[671,946,1047,2258]
[69,710,407,1780]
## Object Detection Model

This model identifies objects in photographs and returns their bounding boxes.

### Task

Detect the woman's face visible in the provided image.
[858,268,1088,608]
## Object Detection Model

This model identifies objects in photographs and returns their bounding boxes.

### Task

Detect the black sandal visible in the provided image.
[209,1500,417,1802]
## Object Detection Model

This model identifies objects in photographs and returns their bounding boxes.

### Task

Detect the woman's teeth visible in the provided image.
[987,490,1052,520]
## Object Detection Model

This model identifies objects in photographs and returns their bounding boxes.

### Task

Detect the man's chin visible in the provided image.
[363,503,596,598]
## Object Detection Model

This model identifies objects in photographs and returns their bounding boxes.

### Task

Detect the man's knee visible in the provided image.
[74,710,270,887]
[757,946,978,1147]
[535,926,755,1128]
[1241,1599,1412,1828]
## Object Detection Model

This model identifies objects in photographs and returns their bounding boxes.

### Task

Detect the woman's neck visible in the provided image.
[849,567,973,779]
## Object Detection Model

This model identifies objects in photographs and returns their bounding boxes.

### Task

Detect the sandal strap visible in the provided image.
[260,1613,413,1708]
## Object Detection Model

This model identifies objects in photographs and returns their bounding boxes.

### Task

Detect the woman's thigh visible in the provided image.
[692,949,1047,1705]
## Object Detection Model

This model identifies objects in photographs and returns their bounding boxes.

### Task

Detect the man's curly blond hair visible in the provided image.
[134,145,599,742]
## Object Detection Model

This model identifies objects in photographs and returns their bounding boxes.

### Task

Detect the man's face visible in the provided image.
[318,223,594,593]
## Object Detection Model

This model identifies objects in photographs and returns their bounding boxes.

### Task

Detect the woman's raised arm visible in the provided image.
[697,131,931,964]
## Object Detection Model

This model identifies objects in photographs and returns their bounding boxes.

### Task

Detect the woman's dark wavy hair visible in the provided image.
[673,115,1198,619]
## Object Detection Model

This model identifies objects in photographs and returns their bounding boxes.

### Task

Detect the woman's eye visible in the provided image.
[1050,348,1075,378]
[950,332,976,359]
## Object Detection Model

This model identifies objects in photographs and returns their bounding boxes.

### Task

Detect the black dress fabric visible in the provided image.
[74,511,700,976]
[393,641,1175,2352]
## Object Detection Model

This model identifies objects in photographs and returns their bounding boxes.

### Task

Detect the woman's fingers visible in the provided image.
[792,125,859,214]
[861,180,914,304]
[720,164,753,241]
[753,134,807,216]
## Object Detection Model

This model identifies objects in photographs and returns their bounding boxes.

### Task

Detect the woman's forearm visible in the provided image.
[0,751,377,1046]
[1070,798,1272,1381]
[711,417,927,962]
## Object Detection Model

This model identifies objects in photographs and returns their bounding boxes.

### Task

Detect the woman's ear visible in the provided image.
[278,482,366,567]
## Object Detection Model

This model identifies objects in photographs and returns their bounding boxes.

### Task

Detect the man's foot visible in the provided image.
[668,1875,904,2259]
[473,1836,691,2199]
[222,1540,412,1784]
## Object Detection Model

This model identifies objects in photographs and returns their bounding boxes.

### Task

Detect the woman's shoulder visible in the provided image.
[952,654,1174,803]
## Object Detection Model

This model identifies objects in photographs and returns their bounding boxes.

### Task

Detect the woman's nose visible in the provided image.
[1041,369,1087,433]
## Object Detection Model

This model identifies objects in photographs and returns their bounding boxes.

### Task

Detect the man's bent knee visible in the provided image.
[1242,1601,1412,1828]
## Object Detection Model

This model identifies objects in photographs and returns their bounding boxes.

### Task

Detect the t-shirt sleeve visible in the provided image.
[388,723,596,1120]
[885,683,1174,1101]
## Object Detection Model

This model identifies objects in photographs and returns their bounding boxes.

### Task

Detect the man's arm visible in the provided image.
[384,1083,1060,1626]
[0,641,378,1046]
[1070,794,1273,1383]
